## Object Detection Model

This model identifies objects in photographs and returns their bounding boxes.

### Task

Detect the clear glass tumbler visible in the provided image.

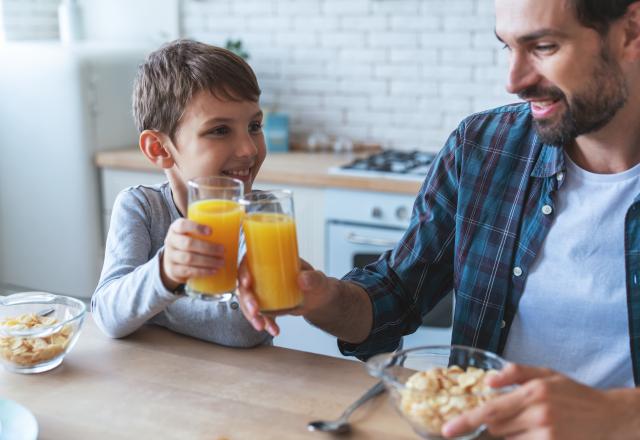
[241,190,303,314]
[186,176,244,299]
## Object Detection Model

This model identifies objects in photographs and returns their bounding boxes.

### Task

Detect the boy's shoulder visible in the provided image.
[113,181,176,222]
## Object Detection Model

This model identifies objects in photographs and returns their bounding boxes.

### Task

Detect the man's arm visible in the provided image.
[237,259,373,343]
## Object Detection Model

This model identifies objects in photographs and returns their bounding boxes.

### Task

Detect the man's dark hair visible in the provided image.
[132,39,261,140]
[572,0,637,33]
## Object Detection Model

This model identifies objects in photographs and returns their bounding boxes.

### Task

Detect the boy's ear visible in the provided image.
[139,130,175,169]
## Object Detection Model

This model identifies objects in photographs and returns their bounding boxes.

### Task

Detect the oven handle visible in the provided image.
[346,232,399,248]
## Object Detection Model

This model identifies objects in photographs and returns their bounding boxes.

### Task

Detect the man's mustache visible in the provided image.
[518,85,565,102]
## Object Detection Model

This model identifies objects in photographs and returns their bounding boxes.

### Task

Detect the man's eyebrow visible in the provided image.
[494,28,569,45]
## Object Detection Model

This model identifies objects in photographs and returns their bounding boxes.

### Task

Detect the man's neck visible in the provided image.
[568,100,640,174]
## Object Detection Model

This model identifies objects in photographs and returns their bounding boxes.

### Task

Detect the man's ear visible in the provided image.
[621,2,640,59]
[139,130,175,169]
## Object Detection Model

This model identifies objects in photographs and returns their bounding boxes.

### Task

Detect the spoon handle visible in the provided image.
[340,381,386,421]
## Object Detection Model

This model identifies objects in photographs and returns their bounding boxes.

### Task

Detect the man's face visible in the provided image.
[167,90,266,195]
[495,0,628,146]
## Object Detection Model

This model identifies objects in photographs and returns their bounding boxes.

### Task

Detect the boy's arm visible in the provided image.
[92,190,181,338]
[93,188,271,347]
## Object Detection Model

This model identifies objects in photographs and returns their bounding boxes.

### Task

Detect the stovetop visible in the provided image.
[329,149,436,182]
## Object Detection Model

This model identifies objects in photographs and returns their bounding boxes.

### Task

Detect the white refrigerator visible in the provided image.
[0,42,151,298]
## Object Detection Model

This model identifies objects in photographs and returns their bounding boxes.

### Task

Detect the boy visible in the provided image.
[92,39,271,347]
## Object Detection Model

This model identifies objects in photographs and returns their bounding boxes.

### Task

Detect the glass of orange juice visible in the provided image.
[241,190,303,314]
[186,176,244,299]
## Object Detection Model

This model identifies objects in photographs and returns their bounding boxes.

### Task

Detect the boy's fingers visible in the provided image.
[171,250,224,269]
[264,317,280,337]
[168,234,223,256]
[170,218,211,236]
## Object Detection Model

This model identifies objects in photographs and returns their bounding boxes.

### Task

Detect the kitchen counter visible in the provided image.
[0,315,416,439]
[95,149,423,195]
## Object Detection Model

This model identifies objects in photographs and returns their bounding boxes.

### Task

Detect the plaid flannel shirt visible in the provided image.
[339,103,640,386]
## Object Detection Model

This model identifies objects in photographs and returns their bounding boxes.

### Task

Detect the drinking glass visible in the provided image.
[186,176,244,299]
[241,190,303,314]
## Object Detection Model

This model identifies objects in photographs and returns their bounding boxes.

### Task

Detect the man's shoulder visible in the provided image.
[451,102,538,154]
[461,102,532,131]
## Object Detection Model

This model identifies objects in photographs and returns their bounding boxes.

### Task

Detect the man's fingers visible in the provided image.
[298,269,325,291]
[442,387,527,438]
[487,363,556,388]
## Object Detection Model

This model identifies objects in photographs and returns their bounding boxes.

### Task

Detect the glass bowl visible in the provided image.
[0,292,86,374]
[366,345,512,440]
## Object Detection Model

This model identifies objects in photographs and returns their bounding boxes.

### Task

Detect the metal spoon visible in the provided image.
[307,381,386,434]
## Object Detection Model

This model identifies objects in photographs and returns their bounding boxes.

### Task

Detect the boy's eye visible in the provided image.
[207,126,230,136]
[249,122,263,133]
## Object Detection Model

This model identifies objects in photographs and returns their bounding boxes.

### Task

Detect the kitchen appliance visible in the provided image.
[0,42,151,298]
[329,149,437,181]
[325,188,453,346]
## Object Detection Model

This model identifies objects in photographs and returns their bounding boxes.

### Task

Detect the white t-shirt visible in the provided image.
[503,154,638,389]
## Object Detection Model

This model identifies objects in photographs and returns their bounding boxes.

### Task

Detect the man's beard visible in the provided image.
[519,47,628,146]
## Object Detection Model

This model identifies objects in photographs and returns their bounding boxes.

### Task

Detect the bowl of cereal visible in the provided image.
[0,292,86,374]
[366,345,512,440]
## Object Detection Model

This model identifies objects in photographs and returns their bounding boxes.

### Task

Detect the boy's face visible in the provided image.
[168,90,266,193]
[495,0,629,146]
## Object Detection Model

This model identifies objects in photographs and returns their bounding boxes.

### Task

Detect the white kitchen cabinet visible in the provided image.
[99,168,166,241]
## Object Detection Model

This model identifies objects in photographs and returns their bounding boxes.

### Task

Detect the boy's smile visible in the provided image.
[163,90,267,213]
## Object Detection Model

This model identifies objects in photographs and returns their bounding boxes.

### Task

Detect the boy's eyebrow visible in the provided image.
[494,28,568,44]
[201,111,264,126]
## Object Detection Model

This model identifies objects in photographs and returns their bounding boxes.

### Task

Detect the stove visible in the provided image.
[329,149,437,182]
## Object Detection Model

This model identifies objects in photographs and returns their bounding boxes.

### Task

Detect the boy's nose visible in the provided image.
[505,52,540,95]
[236,134,259,157]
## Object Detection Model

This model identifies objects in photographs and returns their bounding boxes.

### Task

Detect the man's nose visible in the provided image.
[505,51,540,95]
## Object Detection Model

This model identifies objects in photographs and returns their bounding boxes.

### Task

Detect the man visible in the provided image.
[239,0,640,437]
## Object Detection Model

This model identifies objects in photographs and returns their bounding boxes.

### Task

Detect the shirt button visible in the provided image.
[542,205,553,215]
[513,266,523,277]
[501,320,506,329]
[556,172,564,181]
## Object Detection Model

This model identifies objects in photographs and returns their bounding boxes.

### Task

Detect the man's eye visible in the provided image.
[535,44,557,53]
[502,43,511,51]
[250,122,263,133]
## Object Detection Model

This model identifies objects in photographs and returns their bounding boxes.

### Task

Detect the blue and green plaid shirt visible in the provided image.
[340,103,640,386]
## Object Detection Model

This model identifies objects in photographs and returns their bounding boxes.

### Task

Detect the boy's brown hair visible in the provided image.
[132,39,261,140]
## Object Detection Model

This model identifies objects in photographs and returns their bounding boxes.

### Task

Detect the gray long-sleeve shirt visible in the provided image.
[92,182,271,347]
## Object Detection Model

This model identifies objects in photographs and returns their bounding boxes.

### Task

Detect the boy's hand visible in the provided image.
[161,219,225,292]
[237,258,337,337]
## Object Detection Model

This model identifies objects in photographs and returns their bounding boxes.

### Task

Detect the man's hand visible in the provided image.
[161,219,224,292]
[237,258,337,337]
[442,363,636,440]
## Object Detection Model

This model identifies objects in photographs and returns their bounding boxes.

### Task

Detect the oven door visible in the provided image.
[326,221,453,328]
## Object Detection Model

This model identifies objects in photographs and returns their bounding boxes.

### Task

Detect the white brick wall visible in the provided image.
[1,0,516,151]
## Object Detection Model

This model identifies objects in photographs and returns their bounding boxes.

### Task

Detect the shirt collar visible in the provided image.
[530,140,566,179]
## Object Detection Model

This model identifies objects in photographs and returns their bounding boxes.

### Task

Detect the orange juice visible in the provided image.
[243,212,302,312]
[187,199,243,295]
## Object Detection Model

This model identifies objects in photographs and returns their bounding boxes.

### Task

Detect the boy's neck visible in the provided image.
[166,171,187,217]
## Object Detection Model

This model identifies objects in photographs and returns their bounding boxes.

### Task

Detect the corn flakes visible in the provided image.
[400,365,499,435]
[0,313,72,366]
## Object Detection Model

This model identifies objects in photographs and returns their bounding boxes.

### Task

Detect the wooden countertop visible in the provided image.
[95,149,423,195]
[0,315,416,439]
